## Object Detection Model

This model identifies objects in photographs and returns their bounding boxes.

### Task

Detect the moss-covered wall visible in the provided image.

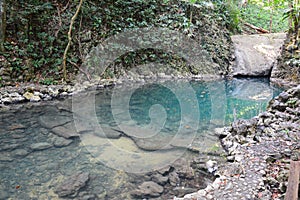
[0,0,233,86]
[271,30,300,86]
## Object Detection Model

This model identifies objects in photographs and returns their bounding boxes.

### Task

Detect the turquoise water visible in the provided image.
[96,78,281,133]
[0,78,281,199]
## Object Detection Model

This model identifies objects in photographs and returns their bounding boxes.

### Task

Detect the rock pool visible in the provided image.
[0,78,281,199]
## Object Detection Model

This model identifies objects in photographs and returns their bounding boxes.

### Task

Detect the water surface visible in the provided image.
[0,78,281,199]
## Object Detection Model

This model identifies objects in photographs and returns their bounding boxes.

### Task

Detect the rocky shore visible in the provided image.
[176,85,300,199]
[0,73,221,107]
[1,74,299,199]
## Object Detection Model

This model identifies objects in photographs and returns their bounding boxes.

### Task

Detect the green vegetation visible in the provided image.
[240,1,289,33]
[0,0,233,86]
[209,0,298,34]
[0,0,298,86]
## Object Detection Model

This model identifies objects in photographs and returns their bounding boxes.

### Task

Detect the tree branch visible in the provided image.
[62,0,84,81]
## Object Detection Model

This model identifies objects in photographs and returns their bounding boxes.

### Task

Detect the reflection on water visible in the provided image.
[0,78,281,199]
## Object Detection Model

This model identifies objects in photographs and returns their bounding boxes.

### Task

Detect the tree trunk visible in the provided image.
[62,0,84,81]
[0,0,7,52]
[284,161,300,200]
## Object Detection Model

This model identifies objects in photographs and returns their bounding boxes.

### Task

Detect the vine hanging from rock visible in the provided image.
[62,0,83,81]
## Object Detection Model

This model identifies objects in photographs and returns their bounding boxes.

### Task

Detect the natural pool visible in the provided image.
[0,78,281,199]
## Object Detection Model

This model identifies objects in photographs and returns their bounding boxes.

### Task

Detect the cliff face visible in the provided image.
[271,30,300,87]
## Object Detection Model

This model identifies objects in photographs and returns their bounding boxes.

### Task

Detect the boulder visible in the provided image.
[231,33,285,77]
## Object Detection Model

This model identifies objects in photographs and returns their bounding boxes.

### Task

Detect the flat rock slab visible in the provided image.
[231,33,286,76]
[55,172,90,197]
[39,114,72,129]
[51,122,80,139]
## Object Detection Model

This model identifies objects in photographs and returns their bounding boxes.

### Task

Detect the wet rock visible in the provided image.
[157,165,171,175]
[53,137,73,147]
[0,189,9,199]
[173,187,197,197]
[0,154,13,162]
[51,123,80,139]
[39,114,72,129]
[12,149,30,157]
[55,171,90,197]
[231,118,257,136]
[94,127,122,139]
[8,123,25,130]
[30,142,52,150]
[132,181,164,198]
[132,136,173,151]
[169,171,180,186]
[0,143,20,151]
[151,173,169,185]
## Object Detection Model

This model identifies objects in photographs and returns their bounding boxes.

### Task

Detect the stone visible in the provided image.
[173,187,197,197]
[30,142,52,150]
[231,33,285,77]
[271,100,286,112]
[235,155,244,162]
[23,91,40,101]
[55,172,90,197]
[1,97,12,104]
[30,95,41,102]
[151,173,168,185]
[157,165,171,175]
[278,92,290,102]
[39,114,72,129]
[169,171,180,186]
[0,155,13,162]
[12,149,30,157]
[51,123,80,139]
[206,160,218,173]
[8,123,25,130]
[132,181,164,198]
[53,137,73,147]
[0,143,20,151]
[10,92,25,103]
[48,87,59,97]
[0,189,9,199]
[23,91,34,100]
[94,127,123,139]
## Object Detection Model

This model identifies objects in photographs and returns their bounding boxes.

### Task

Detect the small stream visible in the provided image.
[0,78,281,199]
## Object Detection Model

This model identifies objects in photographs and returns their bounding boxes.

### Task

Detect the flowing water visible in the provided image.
[0,78,281,199]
